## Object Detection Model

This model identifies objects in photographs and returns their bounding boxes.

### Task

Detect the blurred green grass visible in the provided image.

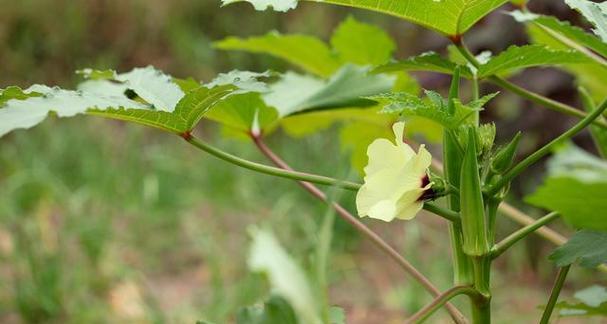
[0,1,604,323]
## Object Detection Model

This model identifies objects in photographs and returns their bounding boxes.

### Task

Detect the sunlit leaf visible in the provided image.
[549,230,607,268]
[88,84,235,134]
[555,285,607,318]
[526,145,607,231]
[0,85,147,137]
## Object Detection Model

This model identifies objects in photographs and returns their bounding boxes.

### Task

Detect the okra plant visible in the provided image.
[2,0,607,323]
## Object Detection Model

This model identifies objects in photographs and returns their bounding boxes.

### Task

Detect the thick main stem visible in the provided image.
[251,135,467,324]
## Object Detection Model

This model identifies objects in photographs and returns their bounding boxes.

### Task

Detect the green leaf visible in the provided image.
[114,66,185,111]
[330,16,396,66]
[526,145,607,231]
[207,70,273,93]
[89,85,236,134]
[511,11,607,59]
[374,52,474,78]
[565,0,607,42]
[264,64,395,116]
[549,230,607,268]
[215,33,341,77]
[205,92,279,134]
[224,0,509,35]
[476,45,590,78]
[248,229,322,324]
[0,85,147,137]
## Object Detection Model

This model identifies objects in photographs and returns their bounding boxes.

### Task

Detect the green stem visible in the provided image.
[540,265,571,324]
[185,135,361,191]
[444,67,475,286]
[406,286,481,323]
[187,134,458,223]
[423,203,460,223]
[251,135,468,324]
[453,41,607,130]
[486,98,607,196]
[491,212,560,259]
[470,256,492,323]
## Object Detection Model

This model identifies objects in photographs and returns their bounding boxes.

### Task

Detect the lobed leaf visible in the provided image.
[0,85,147,137]
[89,85,237,134]
[549,230,607,268]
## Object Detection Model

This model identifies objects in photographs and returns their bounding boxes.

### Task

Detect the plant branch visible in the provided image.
[453,40,607,129]
[250,135,467,324]
[540,265,571,324]
[432,159,607,273]
[491,212,560,259]
[423,203,460,223]
[184,134,360,191]
[406,286,482,324]
[486,97,607,196]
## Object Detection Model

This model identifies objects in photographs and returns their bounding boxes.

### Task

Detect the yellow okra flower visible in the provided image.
[356,122,432,222]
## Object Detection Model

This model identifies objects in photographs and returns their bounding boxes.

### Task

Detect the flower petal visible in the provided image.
[395,189,425,220]
[367,199,399,222]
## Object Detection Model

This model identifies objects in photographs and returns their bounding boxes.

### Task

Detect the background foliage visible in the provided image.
[0,0,604,323]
